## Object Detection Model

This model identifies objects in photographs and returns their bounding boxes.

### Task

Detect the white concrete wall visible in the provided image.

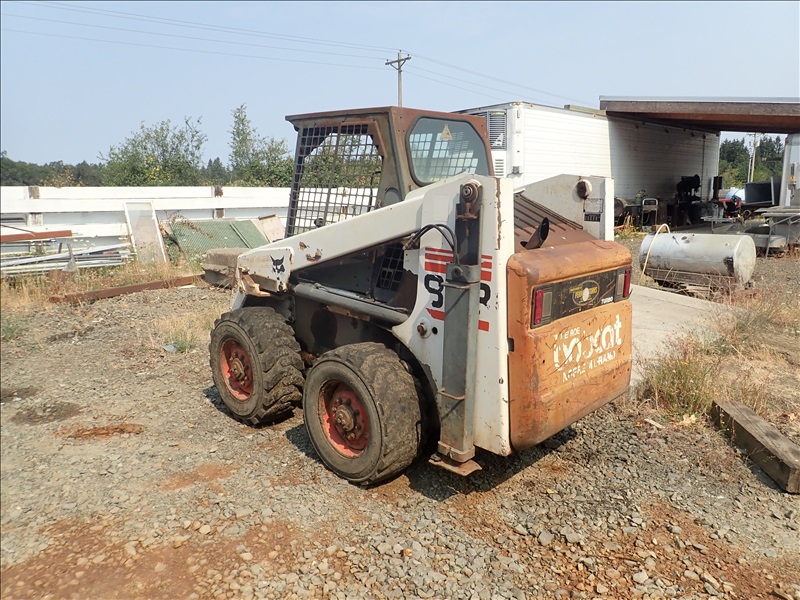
[0,186,292,255]
[1,186,291,215]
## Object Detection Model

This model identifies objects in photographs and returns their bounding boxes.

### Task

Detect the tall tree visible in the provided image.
[74,161,105,186]
[42,161,78,187]
[753,135,784,182]
[228,104,293,186]
[101,117,207,186]
[719,138,750,189]
[201,157,229,185]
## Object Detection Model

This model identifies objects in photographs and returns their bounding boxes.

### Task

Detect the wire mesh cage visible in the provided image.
[287,124,382,236]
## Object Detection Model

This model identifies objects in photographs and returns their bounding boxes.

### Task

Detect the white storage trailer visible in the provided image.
[458,101,721,227]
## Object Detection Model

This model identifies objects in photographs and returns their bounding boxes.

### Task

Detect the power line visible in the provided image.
[21,0,396,54]
[1,12,384,61]
[403,71,512,105]
[0,28,387,70]
[10,1,598,108]
[407,65,540,105]
[413,54,595,107]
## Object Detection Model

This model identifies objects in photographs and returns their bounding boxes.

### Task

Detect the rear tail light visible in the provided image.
[623,268,632,298]
[533,289,544,325]
[532,289,552,327]
[616,268,632,299]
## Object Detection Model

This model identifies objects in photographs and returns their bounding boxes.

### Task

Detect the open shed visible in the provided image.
[460,97,799,229]
[598,97,800,135]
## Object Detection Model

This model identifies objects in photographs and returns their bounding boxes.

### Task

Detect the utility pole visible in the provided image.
[385,51,410,107]
[748,132,759,183]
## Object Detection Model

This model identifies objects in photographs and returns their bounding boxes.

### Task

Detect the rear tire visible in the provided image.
[303,342,422,485]
[209,307,304,425]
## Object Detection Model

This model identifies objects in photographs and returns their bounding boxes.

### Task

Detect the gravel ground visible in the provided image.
[1,278,799,600]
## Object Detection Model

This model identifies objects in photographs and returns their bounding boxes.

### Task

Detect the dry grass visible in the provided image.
[636,336,721,417]
[1,259,202,312]
[634,266,800,422]
[1,258,204,345]
[144,305,225,354]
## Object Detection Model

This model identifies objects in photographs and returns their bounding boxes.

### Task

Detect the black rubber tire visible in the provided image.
[303,342,423,486]
[209,307,304,425]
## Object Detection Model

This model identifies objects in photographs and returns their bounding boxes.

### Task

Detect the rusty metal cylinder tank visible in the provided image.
[640,232,757,286]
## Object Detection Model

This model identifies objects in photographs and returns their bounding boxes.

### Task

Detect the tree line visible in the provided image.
[718,135,784,189]
[0,110,786,189]
[0,104,294,188]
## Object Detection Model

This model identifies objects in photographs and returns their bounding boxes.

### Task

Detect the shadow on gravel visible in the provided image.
[201,386,297,429]
[203,384,582,499]
[284,423,320,461]
[280,416,578,499]
[405,427,578,501]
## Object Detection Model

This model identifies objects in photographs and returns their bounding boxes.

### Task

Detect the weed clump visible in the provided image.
[1,312,26,341]
[636,336,719,417]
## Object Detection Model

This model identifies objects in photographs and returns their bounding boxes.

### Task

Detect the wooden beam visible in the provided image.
[712,399,800,494]
[49,275,198,304]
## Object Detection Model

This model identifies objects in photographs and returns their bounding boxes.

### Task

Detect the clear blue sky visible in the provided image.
[1,1,798,166]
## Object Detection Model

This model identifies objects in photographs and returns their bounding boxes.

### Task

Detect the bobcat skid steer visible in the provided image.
[209,107,633,485]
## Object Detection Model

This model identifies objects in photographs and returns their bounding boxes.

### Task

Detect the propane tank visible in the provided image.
[640,233,756,286]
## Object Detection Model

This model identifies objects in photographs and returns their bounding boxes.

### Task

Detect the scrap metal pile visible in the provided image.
[0,226,132,277]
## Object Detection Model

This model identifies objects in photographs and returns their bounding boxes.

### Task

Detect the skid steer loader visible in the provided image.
[209,107,633,485]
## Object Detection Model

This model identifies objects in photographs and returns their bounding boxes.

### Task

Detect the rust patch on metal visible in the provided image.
[49,276,197,304]
[239,272,270,297]
[506,244,632,450]
[0,228,73,243]
[305,249,323,262]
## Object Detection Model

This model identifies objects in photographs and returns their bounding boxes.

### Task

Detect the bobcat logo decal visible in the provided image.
[271,256,285,275]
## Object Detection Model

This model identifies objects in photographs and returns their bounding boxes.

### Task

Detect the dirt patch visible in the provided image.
[9,401,81,425]
[46,324,95,343]
[59,422,144,440]
[161,463,236,492]
[0,519,287,600]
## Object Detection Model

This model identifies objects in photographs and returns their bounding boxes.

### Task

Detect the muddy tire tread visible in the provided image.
[306,342,422,485]
[210,307,303,425]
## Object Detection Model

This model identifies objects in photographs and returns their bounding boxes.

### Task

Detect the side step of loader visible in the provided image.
[428,453,482,476]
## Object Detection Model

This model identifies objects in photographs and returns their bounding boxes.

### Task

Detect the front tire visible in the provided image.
[303,343,423,485]
[209,307,304,425]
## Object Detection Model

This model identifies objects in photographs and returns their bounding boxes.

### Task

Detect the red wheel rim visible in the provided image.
[219,339,254,401]
[320,381,370,458]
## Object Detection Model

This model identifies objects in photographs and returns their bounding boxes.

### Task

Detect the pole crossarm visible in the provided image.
[385,51,411,107]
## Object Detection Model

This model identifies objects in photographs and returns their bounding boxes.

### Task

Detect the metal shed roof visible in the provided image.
[599,97,800,134]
